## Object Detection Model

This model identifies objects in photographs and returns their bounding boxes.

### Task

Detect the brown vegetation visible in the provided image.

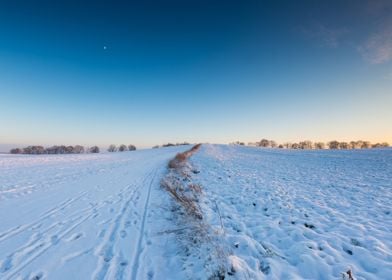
[168,144,202,169]
[161,178,203,220]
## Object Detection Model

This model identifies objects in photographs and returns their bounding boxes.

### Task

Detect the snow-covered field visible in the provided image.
[0,147,190,280]
[190,145,392,279]
[0,144,391,279]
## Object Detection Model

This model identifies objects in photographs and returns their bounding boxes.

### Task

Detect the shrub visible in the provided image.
[45,146,57,154]
[328,141,340,149]
[230,141,245,145]
[291,143,300,149]
[128,144,136,151]
[10,148,23,154]
[339,142,349,149]
[89,146,100,153]
[283,143,291,149]
[162,143,175,147]
[73,145,85,154]
[258,139,270,147]
[349,141,358,149]
[299,141,313,149]
[53,145,67,154]
[22,146,45,154]
[314,142,325,149]
[118,144,127,152]
[381,142,389,147]
[108,144,117,152]
[361,141,371,149]
[66,146,74,153]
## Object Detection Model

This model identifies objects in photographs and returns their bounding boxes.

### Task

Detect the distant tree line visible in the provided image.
[153,142,190,149]
[242,139,390,149]
[230,141,245,146]
[107,144,136,152]
[10,145,100,154]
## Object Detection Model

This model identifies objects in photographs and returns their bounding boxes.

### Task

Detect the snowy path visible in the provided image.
[0,148,187,280]
[191,145,392,280]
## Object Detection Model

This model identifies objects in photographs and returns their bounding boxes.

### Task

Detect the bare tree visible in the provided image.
[349,141,358,149]
[73,145,85,154]
[163,143,176,147]
[66,146,74,154]
[259,139,270,147]
[108,144,117,152]
[361,141,371,149]
[354,140,364,149]
[291,143,300,149]
[314,142,325,149]
[10,148,23,154]
[128,144,136,151]
[381,142,389,147]
[56,145,67,154]
[22,146,46,154]
[89,146,100,153]
[118,144,127,152]
[269,140,277,148]
[339,142,349,149]
[299,141,313,149]
[328,141,340,149]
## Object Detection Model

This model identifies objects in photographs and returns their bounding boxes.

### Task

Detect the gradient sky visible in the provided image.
[0,0,391,150]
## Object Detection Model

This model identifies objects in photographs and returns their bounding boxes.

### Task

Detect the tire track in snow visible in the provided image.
[130,168,158,280]
[92,178,148,280]
[93,167,158,280]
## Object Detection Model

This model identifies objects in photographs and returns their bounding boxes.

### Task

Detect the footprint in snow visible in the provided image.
[350,238,362,247]
[68,232,84,241]
[343,246,353,255]
[0,255,13,272]
[30,272,44,280]
[304,223,315,229]
[120,260,128,266]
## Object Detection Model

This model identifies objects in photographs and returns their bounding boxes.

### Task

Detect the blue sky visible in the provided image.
[0,0,391,150]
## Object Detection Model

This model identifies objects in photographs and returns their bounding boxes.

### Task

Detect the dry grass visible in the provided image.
[162,144,204,219]
[168,144,202,169]
[161,178,203,220]
[161,143,227,278]
[189,183,202,194]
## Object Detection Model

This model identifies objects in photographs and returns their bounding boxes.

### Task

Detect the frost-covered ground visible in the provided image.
[1,145,391,280]
[190,145,392,279]
[0,147,191,280]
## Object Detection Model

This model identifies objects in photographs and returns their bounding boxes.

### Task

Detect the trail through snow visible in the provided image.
[0,147,188,280]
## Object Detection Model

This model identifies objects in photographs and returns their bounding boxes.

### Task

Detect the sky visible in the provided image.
[0,0,391,150]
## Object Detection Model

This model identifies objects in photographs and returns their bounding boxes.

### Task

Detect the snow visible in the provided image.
[1,144,391,279]
[189,145,392,279]
[0,147,190,280]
